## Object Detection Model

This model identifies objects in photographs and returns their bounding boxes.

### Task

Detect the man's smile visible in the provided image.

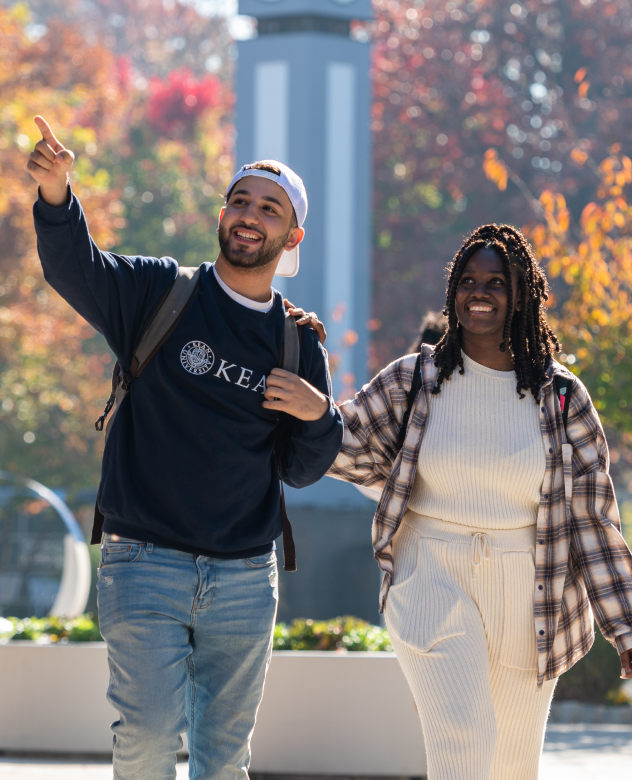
[232,228,263,245]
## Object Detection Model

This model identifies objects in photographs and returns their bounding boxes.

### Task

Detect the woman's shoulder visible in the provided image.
[376,345,436,389]
[546,358,593,417]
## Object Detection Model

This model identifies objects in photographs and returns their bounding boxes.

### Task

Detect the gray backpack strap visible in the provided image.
[276,312,302,573]
[132,266,200,378]
[92,266,200,545]
[95,266,200,435]
[281,312,301,374]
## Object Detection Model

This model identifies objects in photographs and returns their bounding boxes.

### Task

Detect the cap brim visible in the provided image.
[275,246,299,277]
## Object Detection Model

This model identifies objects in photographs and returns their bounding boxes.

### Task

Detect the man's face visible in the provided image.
[218,176,303,272]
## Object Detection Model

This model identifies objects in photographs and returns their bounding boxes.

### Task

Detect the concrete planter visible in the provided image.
[0,643,427,776]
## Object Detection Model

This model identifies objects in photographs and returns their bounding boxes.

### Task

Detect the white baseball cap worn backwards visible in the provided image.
[226,160,308,277]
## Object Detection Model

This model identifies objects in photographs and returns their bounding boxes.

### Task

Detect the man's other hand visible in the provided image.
[25,116,74,206]
[263,368,329,421]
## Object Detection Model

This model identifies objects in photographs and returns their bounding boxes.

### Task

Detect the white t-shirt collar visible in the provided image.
[212,264,274,313]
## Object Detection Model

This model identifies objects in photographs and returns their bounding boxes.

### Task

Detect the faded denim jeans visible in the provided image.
[97,534,278,780]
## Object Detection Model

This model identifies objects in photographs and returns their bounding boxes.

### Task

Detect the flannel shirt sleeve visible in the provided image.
[567,378,632,656]
[327,356,416,491]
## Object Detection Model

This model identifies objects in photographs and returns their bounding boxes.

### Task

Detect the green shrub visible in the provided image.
[1,615,101,643]
[1,614,393,651]
[273,616,393,652]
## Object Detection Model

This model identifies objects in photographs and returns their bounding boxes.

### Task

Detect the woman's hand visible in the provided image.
[283,299,327,346]
[620,648,632,679]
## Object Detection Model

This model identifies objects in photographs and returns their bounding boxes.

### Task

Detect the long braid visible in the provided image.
[432,224,560,400]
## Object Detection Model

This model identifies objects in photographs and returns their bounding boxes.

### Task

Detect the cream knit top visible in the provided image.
[408,352,546,529]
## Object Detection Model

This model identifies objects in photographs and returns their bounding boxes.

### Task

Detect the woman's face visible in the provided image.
[455,248,519,341]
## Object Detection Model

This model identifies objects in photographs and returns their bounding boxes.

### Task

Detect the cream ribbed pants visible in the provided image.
[385,511,557,780]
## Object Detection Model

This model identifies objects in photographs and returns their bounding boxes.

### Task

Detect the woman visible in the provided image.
[328,224,632,779]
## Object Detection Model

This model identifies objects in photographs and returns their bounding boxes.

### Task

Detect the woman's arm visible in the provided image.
[566,378,632,677]
[327,354,419,491]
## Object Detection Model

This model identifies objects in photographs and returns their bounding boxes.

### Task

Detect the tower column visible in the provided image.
[236,0,373,404]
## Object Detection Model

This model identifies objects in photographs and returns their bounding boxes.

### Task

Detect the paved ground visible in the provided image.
[1,724,631,778]
[539,724,632,776]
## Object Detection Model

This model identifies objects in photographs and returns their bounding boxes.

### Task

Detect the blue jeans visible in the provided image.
[97,535,278,780]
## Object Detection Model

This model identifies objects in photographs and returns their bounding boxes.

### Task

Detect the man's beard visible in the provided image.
[218,222,290,271]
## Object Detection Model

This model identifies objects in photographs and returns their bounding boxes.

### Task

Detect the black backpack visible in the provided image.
[92,266,300,571]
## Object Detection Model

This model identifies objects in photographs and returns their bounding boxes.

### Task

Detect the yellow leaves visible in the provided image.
[539,190,569,237]
[592,308,610,327]
[581,202,601,234]
[571,147,588,166]
[528,149,632,361]
[483,148,507,191]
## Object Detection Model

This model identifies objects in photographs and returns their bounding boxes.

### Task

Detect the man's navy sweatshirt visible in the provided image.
[34,190,344,559]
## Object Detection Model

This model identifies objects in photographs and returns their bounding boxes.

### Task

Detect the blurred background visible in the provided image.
[1,0,632,706]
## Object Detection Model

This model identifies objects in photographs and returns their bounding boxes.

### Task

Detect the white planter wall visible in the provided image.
[0,643,426,776]
[252,651,427,776]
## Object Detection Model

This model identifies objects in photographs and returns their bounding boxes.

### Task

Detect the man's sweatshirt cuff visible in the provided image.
[33,185,73,226]
[297,399,341,440]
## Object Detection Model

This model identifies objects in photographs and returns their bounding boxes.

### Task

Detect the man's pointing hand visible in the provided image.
[25,116,75,207]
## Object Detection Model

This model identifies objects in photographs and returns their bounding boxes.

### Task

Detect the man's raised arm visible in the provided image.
[26,117,177,366]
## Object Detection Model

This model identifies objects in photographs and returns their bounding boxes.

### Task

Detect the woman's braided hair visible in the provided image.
[432,224,559,400]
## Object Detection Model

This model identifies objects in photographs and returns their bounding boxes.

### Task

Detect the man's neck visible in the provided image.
[214,254,276,303]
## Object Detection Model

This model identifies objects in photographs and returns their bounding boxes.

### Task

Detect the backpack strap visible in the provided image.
[131,266,200,379]
[95,266,200,434]
[554,374,575,515]
[281,311,301,373]
[275,313,301,573]
[91,266,201,544]
[554,375,574,433]
[396,352,422,451]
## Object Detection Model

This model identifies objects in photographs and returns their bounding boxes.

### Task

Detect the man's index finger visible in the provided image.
[34,116,63,153]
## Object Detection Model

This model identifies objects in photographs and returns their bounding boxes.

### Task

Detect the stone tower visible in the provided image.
[235,0,379,621]
[236,0,373,402]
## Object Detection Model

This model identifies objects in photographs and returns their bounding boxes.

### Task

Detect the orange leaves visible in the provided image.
[597,154,632,200]
[528,148,632,388]
[581,201,601,235]
[574,67,588,83]
[578,81,591,99]
[483,148,507,191]
[571,147,588,167]
[342,329,359,347]
[540,190,569,236]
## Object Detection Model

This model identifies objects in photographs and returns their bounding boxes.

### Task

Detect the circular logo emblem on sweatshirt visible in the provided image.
[180,341,215,375]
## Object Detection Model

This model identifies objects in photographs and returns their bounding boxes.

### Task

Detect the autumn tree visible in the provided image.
[0,1,233,497]
[370,0,632,369]
[0,3,134,491]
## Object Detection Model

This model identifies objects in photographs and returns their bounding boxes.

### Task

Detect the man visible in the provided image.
[26,116,343,780]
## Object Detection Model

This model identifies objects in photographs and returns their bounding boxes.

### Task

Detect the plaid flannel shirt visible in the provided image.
[328,345,632,684]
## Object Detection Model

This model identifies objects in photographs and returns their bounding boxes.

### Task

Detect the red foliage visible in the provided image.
[147,68,221,136]
[116,56,133,90]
